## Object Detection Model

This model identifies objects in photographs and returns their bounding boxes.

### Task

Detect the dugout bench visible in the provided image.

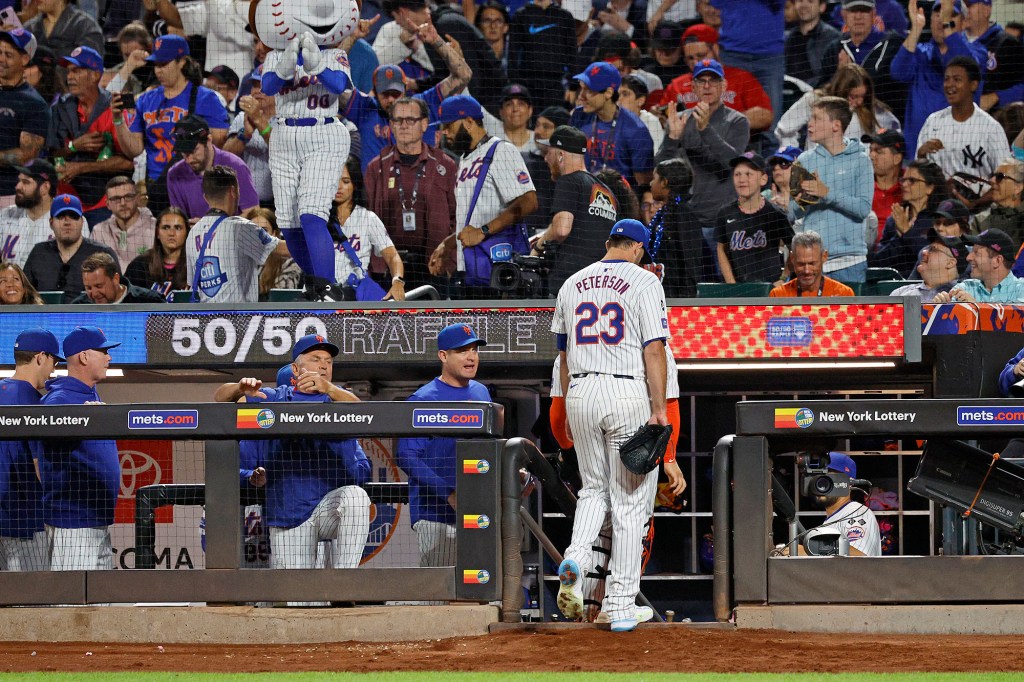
[0,401,505,606]
[714,399,1024,622]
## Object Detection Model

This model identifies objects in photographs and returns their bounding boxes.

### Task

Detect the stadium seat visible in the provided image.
[171,290,193,303]
[866,267,903,283]
[38,291,64,304]
[838,282,863,295]
[877,280,919,296]
[696,282,772,298]
[268,288,305,302]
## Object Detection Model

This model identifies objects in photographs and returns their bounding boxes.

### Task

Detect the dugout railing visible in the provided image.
[0,401,504,606]
[713,399,1024,622]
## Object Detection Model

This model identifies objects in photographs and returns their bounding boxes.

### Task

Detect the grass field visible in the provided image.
[4,674,1024,681]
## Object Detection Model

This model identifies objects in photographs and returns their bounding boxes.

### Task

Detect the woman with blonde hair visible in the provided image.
[244,207,302,300]
[776,64,901,150]
[0,263,44,305]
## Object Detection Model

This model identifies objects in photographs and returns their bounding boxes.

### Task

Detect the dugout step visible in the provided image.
[489,621,732,633]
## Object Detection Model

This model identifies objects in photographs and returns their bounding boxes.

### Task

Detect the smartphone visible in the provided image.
[120,92,136,110]
[0,6,22,29]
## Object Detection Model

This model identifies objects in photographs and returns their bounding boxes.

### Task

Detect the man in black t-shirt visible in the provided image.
[715,152,793,284]
[531,126,618,295]
[0,29,50,203]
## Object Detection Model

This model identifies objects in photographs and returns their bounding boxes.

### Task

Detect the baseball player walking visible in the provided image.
[551,219,685,632]
[261,30,354,300]
[38,327,121,571]
[0,329,60,571]
[397,324,491,566]
[214,335,370,576]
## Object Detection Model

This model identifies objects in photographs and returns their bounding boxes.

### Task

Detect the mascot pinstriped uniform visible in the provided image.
[250,0,360,300]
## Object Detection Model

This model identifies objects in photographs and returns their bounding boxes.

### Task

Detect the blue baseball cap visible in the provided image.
[63,326,120,359]
[827,452,857,478]
[146,34,190,62]
[292,334,339,360]
[0,28,37,59]
[60,46,103,72]
[769,146,802,164]
[692,58,725,80]
[609,218,650,249]
[276,364,296,387]
[51,194,83,218]
[437,323,486,351]
[932,0,962,14]
[573,61,621,93]
[14,328,64,361]
[438,94,483,124]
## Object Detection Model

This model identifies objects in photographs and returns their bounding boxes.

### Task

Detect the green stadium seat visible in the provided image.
[38,291,64,304]
[171,290,193,303]
[866,267,903,283]
[878,279,919,296]
[696,282,772,298]
[838,282,863,295]
[268,288,305,302]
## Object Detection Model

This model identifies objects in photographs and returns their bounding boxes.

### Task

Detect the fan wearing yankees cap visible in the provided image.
[0,329,62,571]
[531,125,619,295]
[36,327,120,570]
[215,335,370,576]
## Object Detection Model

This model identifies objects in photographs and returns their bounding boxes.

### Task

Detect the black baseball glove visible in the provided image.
[619,424,673,475]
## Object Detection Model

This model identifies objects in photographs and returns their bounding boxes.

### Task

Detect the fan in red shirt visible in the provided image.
[862,130,905,247]
[653,24,773,133]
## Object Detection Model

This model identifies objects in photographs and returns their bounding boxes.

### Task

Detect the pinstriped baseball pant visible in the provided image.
[564,375,659,622]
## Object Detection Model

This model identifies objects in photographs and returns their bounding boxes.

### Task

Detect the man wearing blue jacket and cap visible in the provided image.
[214,334,369,572]
[398,323,491,567]
[38,326,120,570]
[0,329,61,571]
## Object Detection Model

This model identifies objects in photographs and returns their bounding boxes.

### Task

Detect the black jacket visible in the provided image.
[70,277,169,304]
[23,238,119,303]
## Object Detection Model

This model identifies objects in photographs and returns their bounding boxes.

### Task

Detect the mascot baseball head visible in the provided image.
[249,0,360,49]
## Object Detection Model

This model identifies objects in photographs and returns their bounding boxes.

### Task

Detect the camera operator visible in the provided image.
[530,126,619,295]
[785,452,881,557]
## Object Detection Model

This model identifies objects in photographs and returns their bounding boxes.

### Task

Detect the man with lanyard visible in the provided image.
[568,61,654,187]
[429,94,537,299]
[366,96,457,292]
[769,231,856,297]
[341,16,472,174]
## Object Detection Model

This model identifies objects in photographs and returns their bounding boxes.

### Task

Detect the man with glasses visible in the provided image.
[569,61,654,187]
[935,228,1024,302]
[90,176,156,271]
[973,159,1024,243]
[891,229,969,302]
[366,96,457,292]
[38,326,121,570]
[0,329,61,572]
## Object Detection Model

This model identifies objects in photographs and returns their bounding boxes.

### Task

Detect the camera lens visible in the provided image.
[490,261,521,292]
[812,475,833,495]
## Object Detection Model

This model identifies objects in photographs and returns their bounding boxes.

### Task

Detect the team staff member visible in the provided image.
[429,95,537,297]
[531,125,618,296]
[770,231,856,297]
[186,166,286,303]
[0,329,60,571]
[569,62,654,187]
[552,219,684,633]
[38,326,120,570]
[215,335,370,573]
[397,324,491,567]
[366,97,457,291]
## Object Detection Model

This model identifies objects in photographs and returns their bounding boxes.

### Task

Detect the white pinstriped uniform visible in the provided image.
[264,47,352,232]
[551,259,669,622]
[331,205,395,282]
[186,213,279,303]
[550,343,678,620]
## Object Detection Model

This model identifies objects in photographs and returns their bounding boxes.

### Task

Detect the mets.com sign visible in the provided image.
[956,407,1024,426]
[412,409,484,428]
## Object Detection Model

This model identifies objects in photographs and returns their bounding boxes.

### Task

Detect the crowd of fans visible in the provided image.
[0,0,1022,304]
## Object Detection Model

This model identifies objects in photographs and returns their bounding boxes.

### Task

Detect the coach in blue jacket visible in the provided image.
[38,326,121,571]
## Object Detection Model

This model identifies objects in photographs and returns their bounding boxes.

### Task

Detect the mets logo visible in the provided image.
[462,325,472,334]
[590,65,601,76]
[516,170,530,185]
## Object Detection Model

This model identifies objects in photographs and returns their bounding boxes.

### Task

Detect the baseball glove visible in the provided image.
[789,162,821,207]
[619,424,673,475]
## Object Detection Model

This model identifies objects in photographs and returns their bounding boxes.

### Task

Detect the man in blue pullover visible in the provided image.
[398,323,491,567]
[0,329,60,571]
[795,96,874,283]
[215,334,370,572]
[38,326,120,570]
